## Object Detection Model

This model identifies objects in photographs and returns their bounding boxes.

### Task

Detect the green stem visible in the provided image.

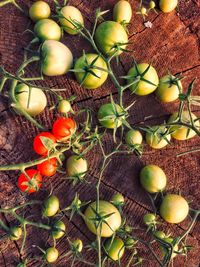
[0,219,9,232]
[177,147,200,157]
[0,76,8,92]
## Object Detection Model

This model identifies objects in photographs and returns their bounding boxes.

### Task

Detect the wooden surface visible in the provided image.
[0,0,200,266]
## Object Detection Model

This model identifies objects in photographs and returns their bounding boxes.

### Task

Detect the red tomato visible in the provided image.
[52,118,76,141]
[37,158,57,177]
[18,169,42,194]
[33,132,56,155]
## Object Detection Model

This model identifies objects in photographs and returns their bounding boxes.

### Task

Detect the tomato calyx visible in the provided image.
[70,239,83,254]
[109,41,131,55]
[145,125,171,145]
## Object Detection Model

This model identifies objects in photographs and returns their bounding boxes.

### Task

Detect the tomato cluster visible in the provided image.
[18,117,76,194]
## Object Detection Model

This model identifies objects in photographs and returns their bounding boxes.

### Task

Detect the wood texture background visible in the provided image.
[0,0,200,266]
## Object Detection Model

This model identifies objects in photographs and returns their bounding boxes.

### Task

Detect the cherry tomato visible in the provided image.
[113,0,132,24]
[110,193,125,206]
[168,111,199,140]
[34,19,61,41]
[160,194,189,224]
[18,169,42,194]
[125,237,137,249]
[66,155,88,178]
[125,129,143,146]
[51,220,66,239]
[159,0,178,13]
[146,126,171,149]
[29,1,51,22]
[104,237,125,261]
[140,165,167,193]
[58,100,71,113]
[9,226,23,241]
[143,213,156,225]
[37,158,57,177]
[43,195,60,217]
[84,200,121,237]
[52,118,76,141]
[33,132,56,156]
[154,231,166,239]
[72,239,83,252]
[45,247,59,263]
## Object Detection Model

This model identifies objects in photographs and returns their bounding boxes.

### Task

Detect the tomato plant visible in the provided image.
[84,200,121,237]
[113,0,132,25]
[43,195,60,217]
[104,237,125,261]
[41,40,73,76]
[37,158,57,177]
[95,21,128,56]
[52,117,76,141]
[29,1,51,22]
[15,84,47,117]
[140,165,167,193]
[74,53,108,89]
[34,19,61,41]
[33,132,56,156]
[160,194,189,224]
[18,169,42,194]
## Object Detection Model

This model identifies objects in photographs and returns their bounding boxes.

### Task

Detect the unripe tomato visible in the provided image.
[146,126,171,149]
[52,220,66,239]
[159,0,178,13]
[18,169,42,194]
[160,238,179,259]
[33,132,56,156]
[104,237,125,261]
[98,103,125,129]
[125,237,137,249]
[125,129,143,146]
[140,165,167,193]
[72,239,83,252]
[140,7,147,16]
[111,193,125,206]
[84,200,121,237]
[34,19,61,41]
[143,213,156,225]
[95,21,128,56]
[41,40,73,76]
[37,158,57,177]
[43,195,60,217]
[168,111,199,140]
[74,54,108,89]
[160,194,189,224]
[156,75,182,103]
[154,230,166,239]
[45,247,59,263]
[127,63,159,96]
[52,117,76,141]
[113,1,132,24]
[59,6,84,35]
[149,1,156,9]
[58,100,71,113]
[29,1,51,22]
[66,155,88,178]
[15,84,47,117]
[9,226,22,241]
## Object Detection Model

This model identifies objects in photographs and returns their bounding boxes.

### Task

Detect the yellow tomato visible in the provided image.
[125,129,143,146]
[104,237,125,261]
[29,1,51,22]
[159,0,178,13]
[113,1,132,24]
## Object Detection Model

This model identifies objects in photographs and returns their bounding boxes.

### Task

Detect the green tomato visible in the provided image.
[52,221,66,239]
[160,194,189,224]
[168,111,199,140]
[72,239,83,252]
[98,103,125,129]
[146,126,171,149]
[125,237,137,249]
[113,0,132,24]
[74,54,108,89]
[156,75,182,102]
[128,63,159,96]
[9,226,22,241]
[45,247,59,263]
[140,165,167,193]
[59,6,84,35]
[143,213,156,225]
[149,1,156,9]
[84,200,122,237]
[110,193,125,206]
[15,84,47,117]
[159,0,178,13]
[66,155,88,178]
[58,100,71,113]
[29,1,51,22]
[41,40,73,76]
[95,21,128,56]
[43,195,60,217]
[160,238,179,259]
[154,231,166,239]
[34,19,61,41]
[104,237,125,261]
[125,129,143,146]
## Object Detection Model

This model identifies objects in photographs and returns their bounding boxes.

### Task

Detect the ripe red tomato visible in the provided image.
[18,169,42,194]
[52,118,76,141]
[33,132,56,155]
[37,158,57,177]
